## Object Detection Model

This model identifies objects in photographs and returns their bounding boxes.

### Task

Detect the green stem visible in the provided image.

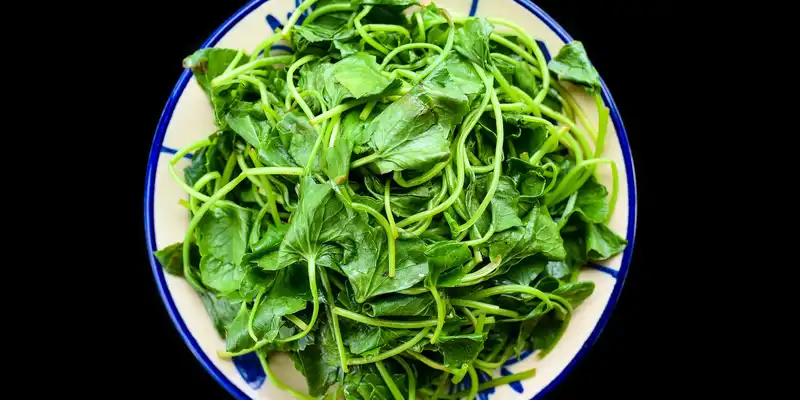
[404,350,453,372]
[414,10,426,42]
[217,151,238,193]
[429,287,446,344]
[416,10,454,82]
[286,314,309,330]
[460,224,495,247]
[380,43,442,70]
[384,180,399,240]
[393,356,416,400]
[447,368,536,399]
[545,158,618,209]
[354,6,390,54]
[311,98,371,125]
[256,350,316,400]
[250,30,282,62]
[237,75,279,124]
[375,360,405,400]
[285,54,320,119]
[392,159,447,188]
[350,151,381,168]
[364,24,411,38]
[275,258,319,343]
[248,287,267,342]
[189,172,221,212]
[487,18,550,106]
[318,267,349,372]
[469,284,553,306]
[248,149,281,225]
[454,64,504,234]
[462,307,479,332]
[449,299,519,318]
[210,55,293,87]
[351,201,396,278]
[466,366,479,400]
[360,100,377,120]
[539,103,594,157]
[333,307,438,329]
[530,126,567,165]
[282,0,319,40]
[348,327,431,365]
[303,3,353,25]
[395,70,494,228]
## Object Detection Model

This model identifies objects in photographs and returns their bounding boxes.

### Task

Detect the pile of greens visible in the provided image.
[154,1,627,398]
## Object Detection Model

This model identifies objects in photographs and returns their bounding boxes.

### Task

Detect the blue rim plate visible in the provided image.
[144,1,637,398]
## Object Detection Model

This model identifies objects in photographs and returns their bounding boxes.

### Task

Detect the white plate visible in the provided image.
[144,1,638,398]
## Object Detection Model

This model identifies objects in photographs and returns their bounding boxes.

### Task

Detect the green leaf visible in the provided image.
[293,319,340,396]
[249,283,308,346]
[344,324,412,355]
[547,41,600,93]
[343,365,397,400]
[277,112,322,172]
[499,255,547,286]
[196,204,252,265]
[364,91,444,173]
[256,251,281,270]
[513,62,539,99]
[332,52,400,98]
[364,175,442,218]
[224,304,255,352]
[465,175,522,234]
[278,177,361,268]
[436,333,485,375]
[225,112,269,150]
[558,177,610,224]
[340,226,429,302]
[154,242,186,276]
[552,281,595,307]
[238,267,275,301]
[250,223,290,254]
[326,133,354,184]
[363,293,438,317]
[487,205,566,271]
[424,240,471,288]
[200,291,241,337]
[585,223,627,260]
[200,255,246,294]
[183,48,243,97]
[454,17,494,69]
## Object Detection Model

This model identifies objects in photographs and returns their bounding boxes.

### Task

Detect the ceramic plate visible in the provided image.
[144,0,637,398]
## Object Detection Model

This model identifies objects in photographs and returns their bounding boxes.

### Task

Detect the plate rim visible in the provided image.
[143,0,638,399]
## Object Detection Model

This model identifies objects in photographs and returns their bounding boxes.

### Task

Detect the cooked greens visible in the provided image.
[155,1,627,398]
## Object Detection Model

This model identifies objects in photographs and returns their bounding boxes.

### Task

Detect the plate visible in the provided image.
[144,1,637,398]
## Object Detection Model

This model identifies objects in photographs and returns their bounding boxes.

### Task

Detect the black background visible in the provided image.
[105,0,755,397]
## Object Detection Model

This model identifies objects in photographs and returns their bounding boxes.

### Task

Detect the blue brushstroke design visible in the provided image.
[469,0,479,16]
[503,350,532,366]
[160,146,193,159]
[501,367,525,393]
[587,263,619,278]
[271,44,294,53]
[266,14,283,31]
[232,353,267,389]
[448,369,496,399]
[477,370,496,400]
[536,39,551,62]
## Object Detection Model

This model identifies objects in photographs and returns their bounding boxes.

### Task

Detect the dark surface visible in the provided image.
[113,0,735,397]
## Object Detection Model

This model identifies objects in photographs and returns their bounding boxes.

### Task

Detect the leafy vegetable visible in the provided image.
[548,41,600,92]
[155,1,629,397]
